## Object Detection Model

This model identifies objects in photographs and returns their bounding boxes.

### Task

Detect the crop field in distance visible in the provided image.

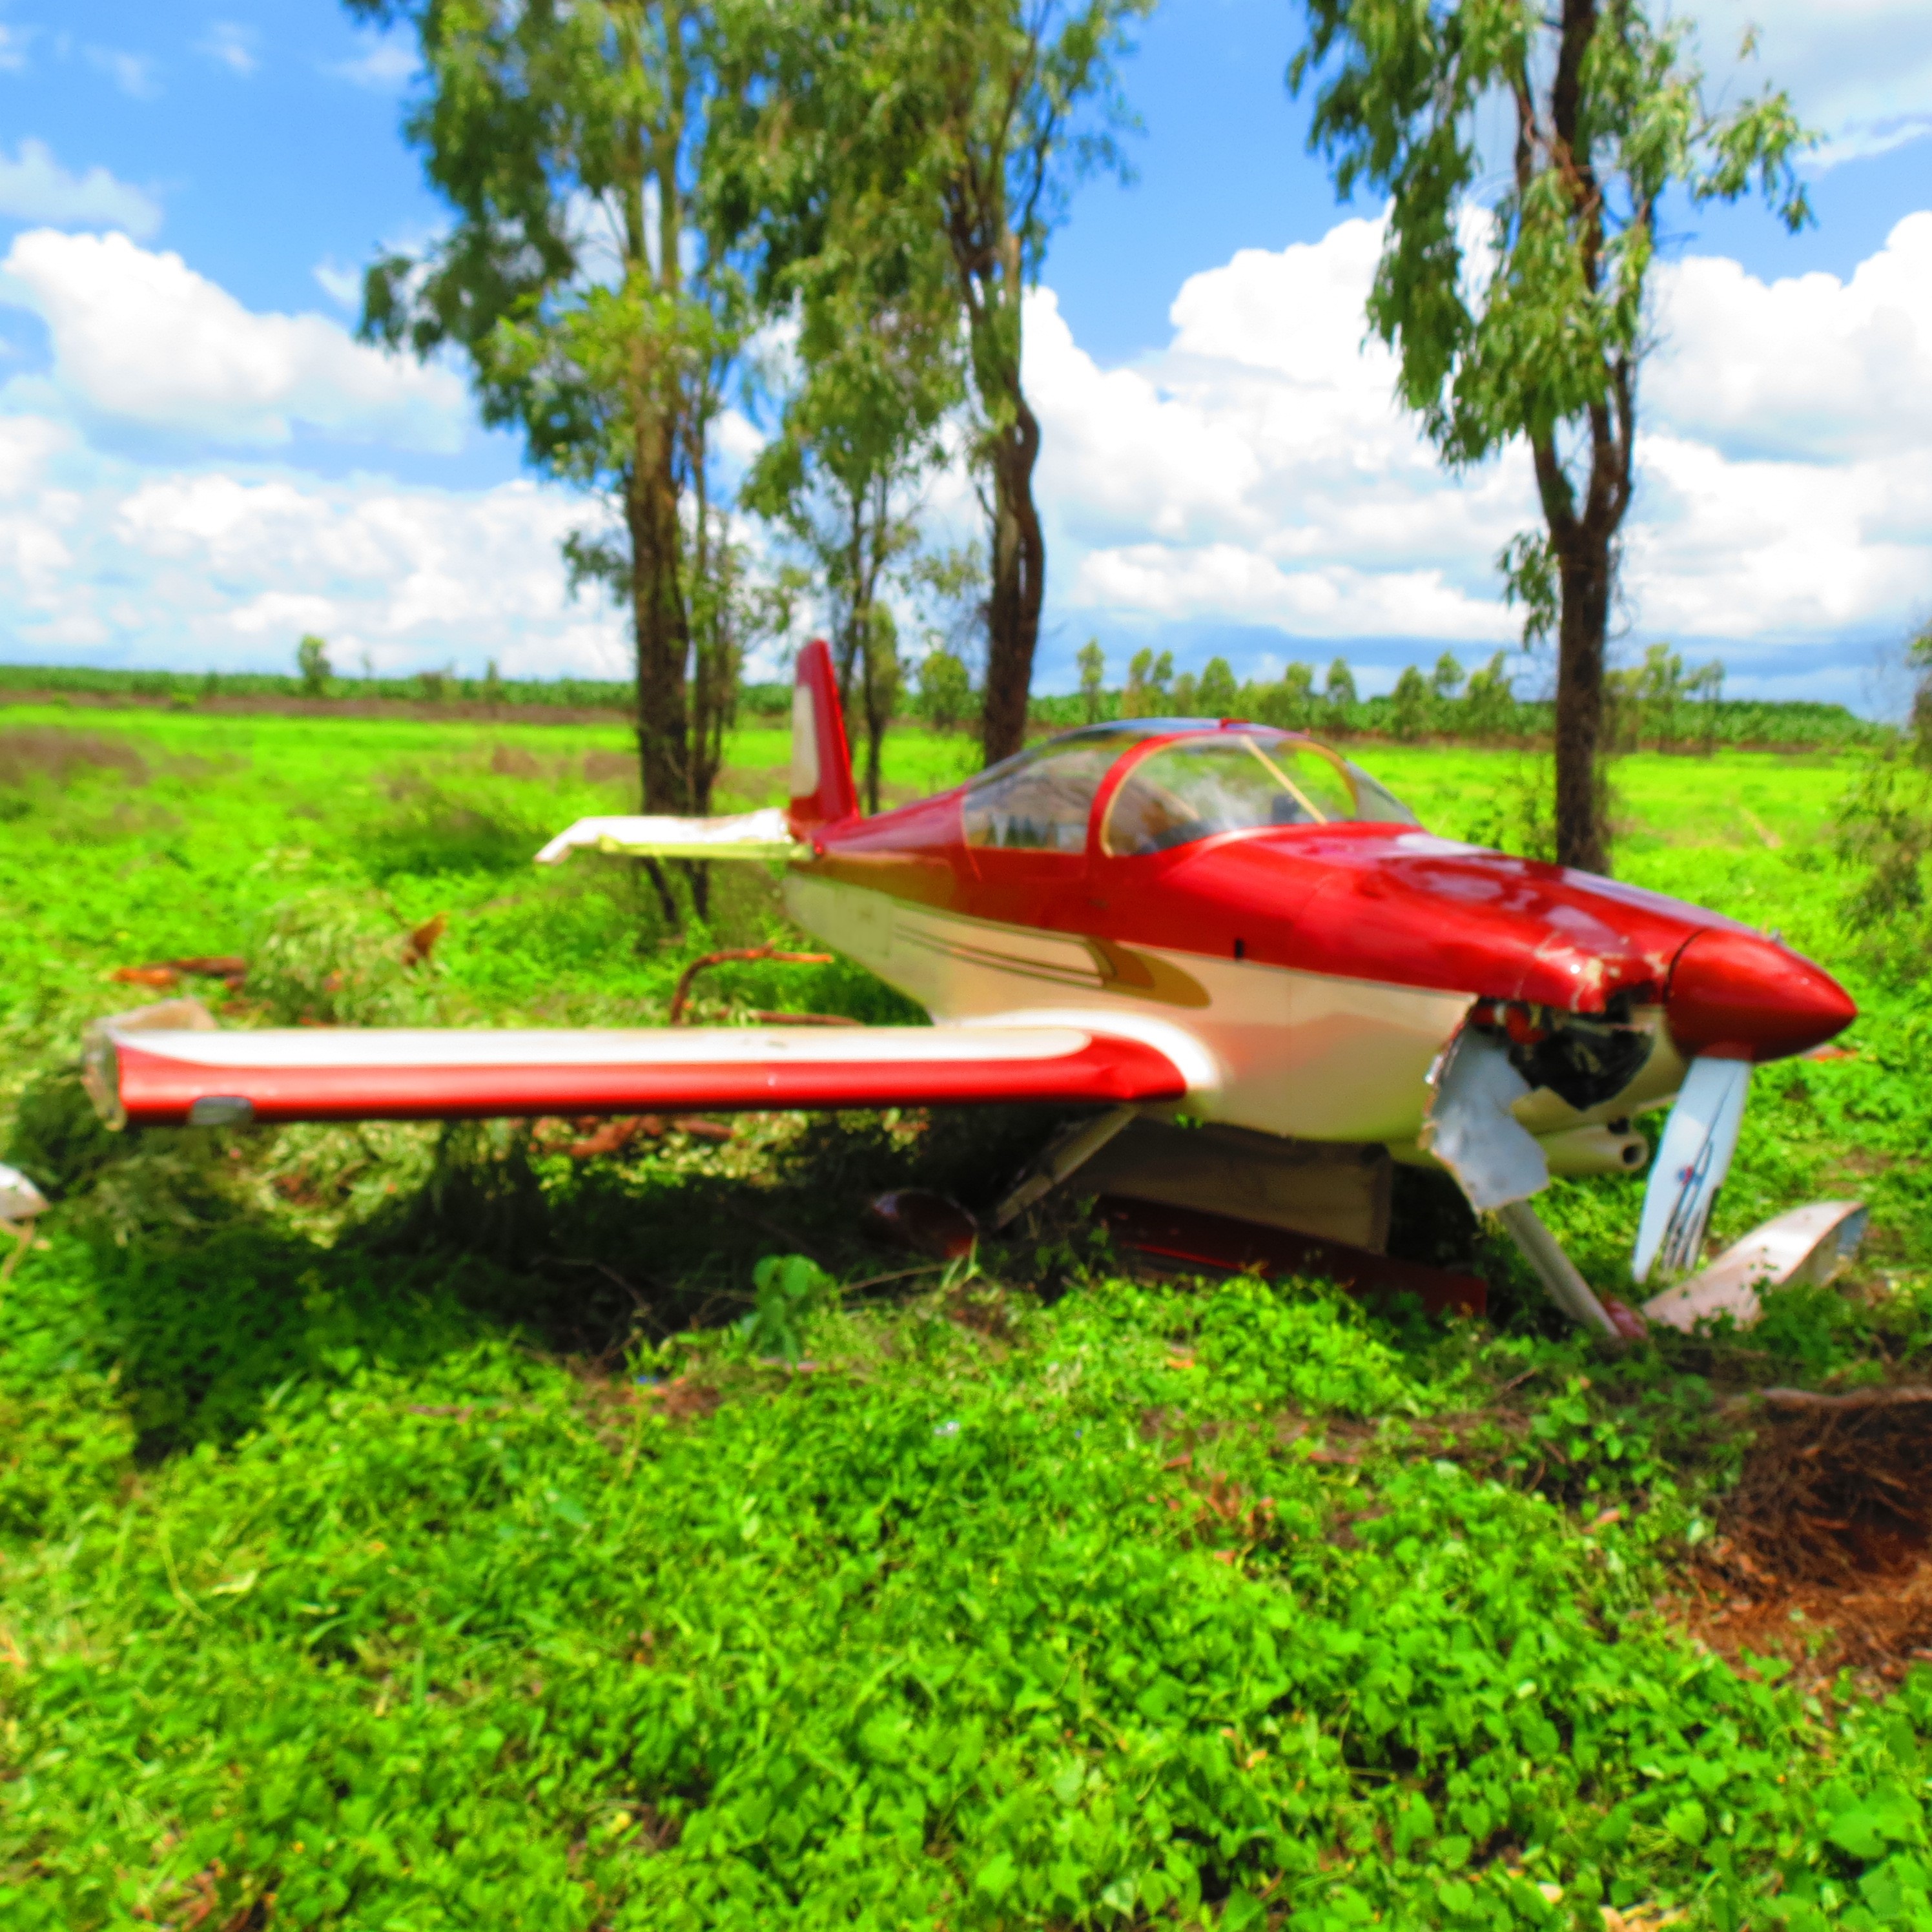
[4,703,1932,1930]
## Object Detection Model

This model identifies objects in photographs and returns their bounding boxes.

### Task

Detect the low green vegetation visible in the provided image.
[4,707,1932,1929]
[0,655,1886,756]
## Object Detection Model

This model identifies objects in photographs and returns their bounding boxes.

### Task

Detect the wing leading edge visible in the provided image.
[91,1023,1188,1129]
[535,806,797,865]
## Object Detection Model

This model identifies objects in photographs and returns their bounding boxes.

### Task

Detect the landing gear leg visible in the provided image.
[1495,1200,1620,1339]
[991,1107,1140,1231]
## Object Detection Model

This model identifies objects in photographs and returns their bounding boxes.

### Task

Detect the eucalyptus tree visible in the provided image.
[346,0,762,914]
[741,262,962,813]
[1290,0,1811,871]
[734,0,1155,768]
[1076,638,1105,722]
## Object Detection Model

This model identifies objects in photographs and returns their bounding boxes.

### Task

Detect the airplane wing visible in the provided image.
[87,1022,1189,1129]
[535,807,797,865]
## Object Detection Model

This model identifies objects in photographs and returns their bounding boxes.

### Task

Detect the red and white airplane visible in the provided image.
[88,641,1854,1328]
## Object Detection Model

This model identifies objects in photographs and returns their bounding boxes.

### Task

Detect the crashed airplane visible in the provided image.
[85,641,1856,1333]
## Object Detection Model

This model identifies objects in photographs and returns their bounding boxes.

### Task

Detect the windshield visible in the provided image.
[962,729,1140,852]
[1103,734,1417,856]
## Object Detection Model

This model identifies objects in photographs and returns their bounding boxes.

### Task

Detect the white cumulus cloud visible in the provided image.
[0,229,468,449]
[0,140,161,240]
[1647,212,1932,463]
[0,431,626,675]
[1022,208,1932,687]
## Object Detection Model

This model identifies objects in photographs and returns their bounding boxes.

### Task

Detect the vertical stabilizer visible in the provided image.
[788,638,860,835]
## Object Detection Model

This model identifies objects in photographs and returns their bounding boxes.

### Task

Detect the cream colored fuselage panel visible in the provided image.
[785,873,1472,1142]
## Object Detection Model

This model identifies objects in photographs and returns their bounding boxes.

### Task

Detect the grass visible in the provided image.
[4,707,1932,1929]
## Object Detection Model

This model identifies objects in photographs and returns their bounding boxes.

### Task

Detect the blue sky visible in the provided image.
[0,0,1927,706]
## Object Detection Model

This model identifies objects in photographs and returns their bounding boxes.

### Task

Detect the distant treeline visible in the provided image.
[0,662,635,710]
[0,657,1886,752]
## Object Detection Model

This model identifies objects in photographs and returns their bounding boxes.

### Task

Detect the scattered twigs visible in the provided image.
[667,946,833,1024]
[0,1218,32,1284]
[400,913,447,968]
[1760,1385,1932,1415]
[110,955,249,992]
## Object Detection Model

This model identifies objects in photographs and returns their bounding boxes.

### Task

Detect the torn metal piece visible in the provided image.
[0,1164,44,1288]
[991,1104,1139,1229]
[0,1162,47,1224]
[1643,1200,1869,1334]
[867,1189,978,1262]
[1632,1055,1751,1284]
[1421,1026,1548,1213]
[1495,1198,1621,1340]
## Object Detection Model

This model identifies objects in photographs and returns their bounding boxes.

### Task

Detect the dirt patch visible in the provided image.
[1684,1387,1932,1687]
[0,726,149,789]
[582,748,635,785]
[490,743,545,779]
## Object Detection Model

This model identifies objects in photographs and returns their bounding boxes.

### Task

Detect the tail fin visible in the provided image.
[788,638,860,834]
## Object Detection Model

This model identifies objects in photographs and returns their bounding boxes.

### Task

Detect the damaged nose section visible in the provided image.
[1667,929,1855,1063]
[1421,1023,1627,1341]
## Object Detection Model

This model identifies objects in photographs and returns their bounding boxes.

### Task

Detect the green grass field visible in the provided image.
[5,707,1932,1931]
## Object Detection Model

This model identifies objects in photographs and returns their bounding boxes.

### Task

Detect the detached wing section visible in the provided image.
[535,807,797,865]
[92,1024,1187,1130]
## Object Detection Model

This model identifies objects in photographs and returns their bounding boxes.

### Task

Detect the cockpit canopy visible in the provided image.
[961,721,1417,855]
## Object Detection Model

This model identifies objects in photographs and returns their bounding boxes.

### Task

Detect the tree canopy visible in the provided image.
[1290,0,1810,870]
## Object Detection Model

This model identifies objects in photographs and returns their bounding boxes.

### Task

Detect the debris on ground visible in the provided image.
[1685,1384,1932,1686]
[867,1188,978,1261]
[401,912,447,968]
[1644,1200,1868,1333]
[666,945,833,1023]
[108,955,249,992]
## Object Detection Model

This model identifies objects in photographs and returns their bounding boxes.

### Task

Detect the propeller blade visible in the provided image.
[1632,1056,1751,1284]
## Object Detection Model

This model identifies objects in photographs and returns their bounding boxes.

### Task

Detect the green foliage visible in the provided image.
[5,704,1932,1927]
[915,648,975,734]
[353,0,766,821]
[739,1251,836,1362]
[732,0,1156,763]
[1291,0,1813,865]
[1610,643,1725,752]
[1122,646,1173,718]
[0,661,642,710]
[296,633,333,696]
[1194,655,1238,716]
[1076,639,1105,724]
[1390,663,1431,741]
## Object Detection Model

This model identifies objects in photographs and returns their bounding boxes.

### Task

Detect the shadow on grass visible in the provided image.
[17,1071,1080,1457]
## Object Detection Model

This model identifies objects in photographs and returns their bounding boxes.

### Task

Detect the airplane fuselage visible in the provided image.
[784,721,1851,1170]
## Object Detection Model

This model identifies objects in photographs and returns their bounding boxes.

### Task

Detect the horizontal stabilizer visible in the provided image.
[535,807,797,866]
[91,1023,1188,1128]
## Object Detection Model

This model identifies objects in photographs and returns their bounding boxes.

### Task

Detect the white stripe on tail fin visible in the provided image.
[788,637,860,835]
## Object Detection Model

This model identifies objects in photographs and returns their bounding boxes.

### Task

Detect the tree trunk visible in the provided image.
[1552,534,1612,874]
[980,388,1044,766]
[627,413,690,927]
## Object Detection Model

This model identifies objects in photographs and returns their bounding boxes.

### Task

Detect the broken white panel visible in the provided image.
[1632,1055,1751,1284]
[0,1162,48,1223]
[1643,1200,1869,1334]
[535,807,797,866]
[1421,1027,1549,1213]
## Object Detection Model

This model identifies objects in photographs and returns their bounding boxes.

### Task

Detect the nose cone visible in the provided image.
[1667,929,1856,1062]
